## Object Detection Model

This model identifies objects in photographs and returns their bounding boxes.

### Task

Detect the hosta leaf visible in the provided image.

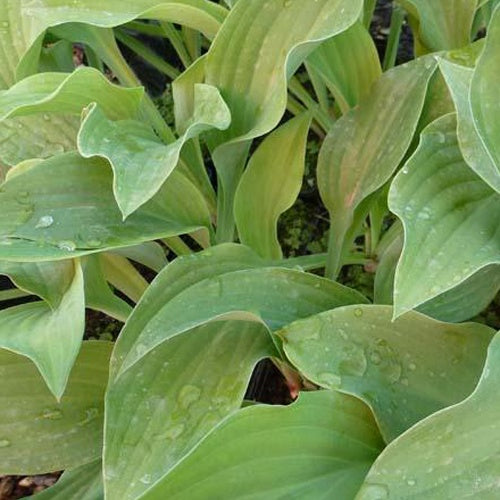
[110,242,167,273]
[0,114,79,167]
[439,58,500,193]
[143,391,384,499]
[280,305,493,442]
[34,460,103,500]
[0,260,84,399]
[78,84,230,217]
[357,331,500,499]
[0,341,111,474]
[0,259,74,308]
[0,67,143,122]
[396,0,478,52]
[234,114,311,260]
[20,0,227,55]
[111,243,265,376]
[469,5,500,192]
[318,56,437,277]
[389,114,500,317]
[306,21,382,113]
[0,152,211,261]
[104,321,275,500]
[204,0,363,240]
[118,264,367,375]
[82,255,132,323]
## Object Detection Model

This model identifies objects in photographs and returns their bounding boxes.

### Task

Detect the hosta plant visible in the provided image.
[0,0,499,498]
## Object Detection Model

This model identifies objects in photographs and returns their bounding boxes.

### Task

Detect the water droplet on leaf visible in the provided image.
[0,438,11,448]
[35,215,54,229]
[57,240,76,251]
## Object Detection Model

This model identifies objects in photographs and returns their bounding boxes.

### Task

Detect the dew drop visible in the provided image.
[0,438,11,448]
[401,377,409,386]
[35,215,54,229]
[358,482,389,499]
[408,363,417,371]
[407,479,416,486]
[354,308,363,317]
[177,385,201,409]
[140,474,152,485]
[57,240,76,252]
[317,372,341,387]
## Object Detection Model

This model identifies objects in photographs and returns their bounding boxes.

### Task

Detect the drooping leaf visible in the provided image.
[20,0,227,59]
[143,391,384,499]
[104,321,275,500]
[0,341,111,474]
[34,460,103,500]
[396,0,478,52]
[317,56,437,277]
[203,0,363,240]
[0,67,143,122]
[0,152,211,261]
[357,331,500,499]
[0,259,74,308]
[78,84,230,217]
[280,304,493,442]
[439,57,500,193]
[0,260,84,399]
[306,21,382,113]
[389,113,500,317]
[117,263,367,376]
[234,114,311,260]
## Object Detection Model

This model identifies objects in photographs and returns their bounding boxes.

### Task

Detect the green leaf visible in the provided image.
[0,67,143,122]
[110,243,265,376]
[389,113,500,317]
[21,0,227,56]
[0,260,84,399]
[204,0,363,240]
[104,321,275,500]
[357,330,500,499]
[117,262,367,376]
[318,56,437,277]
[0,114,79,167]
[110,242,167,274]
[280,305,494,442]
[34,460,103,500]
[306,21,382,113]
[0,152,211,261]
[469,5,500,192]
[77,84,230,217]
[82,255,132,323]
[396,0,478,52]
[439,58,500,193]
[234,114,311,260]
[0,341,111,474]
[0,259,74,308]
[143,390,384,499]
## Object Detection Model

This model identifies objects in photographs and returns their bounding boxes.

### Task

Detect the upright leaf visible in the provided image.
[203,0,363,240]
[234,114,311,259]
[357,331,500,499]
[389,114,500,317]
[144,391,384,499]
[306,21,382,113]
[318,56,437,277]
[0,260,84,399]
[280,305,493,442]
[104,321,275,500]
[397,0,478,52]
[0,341,111,474]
